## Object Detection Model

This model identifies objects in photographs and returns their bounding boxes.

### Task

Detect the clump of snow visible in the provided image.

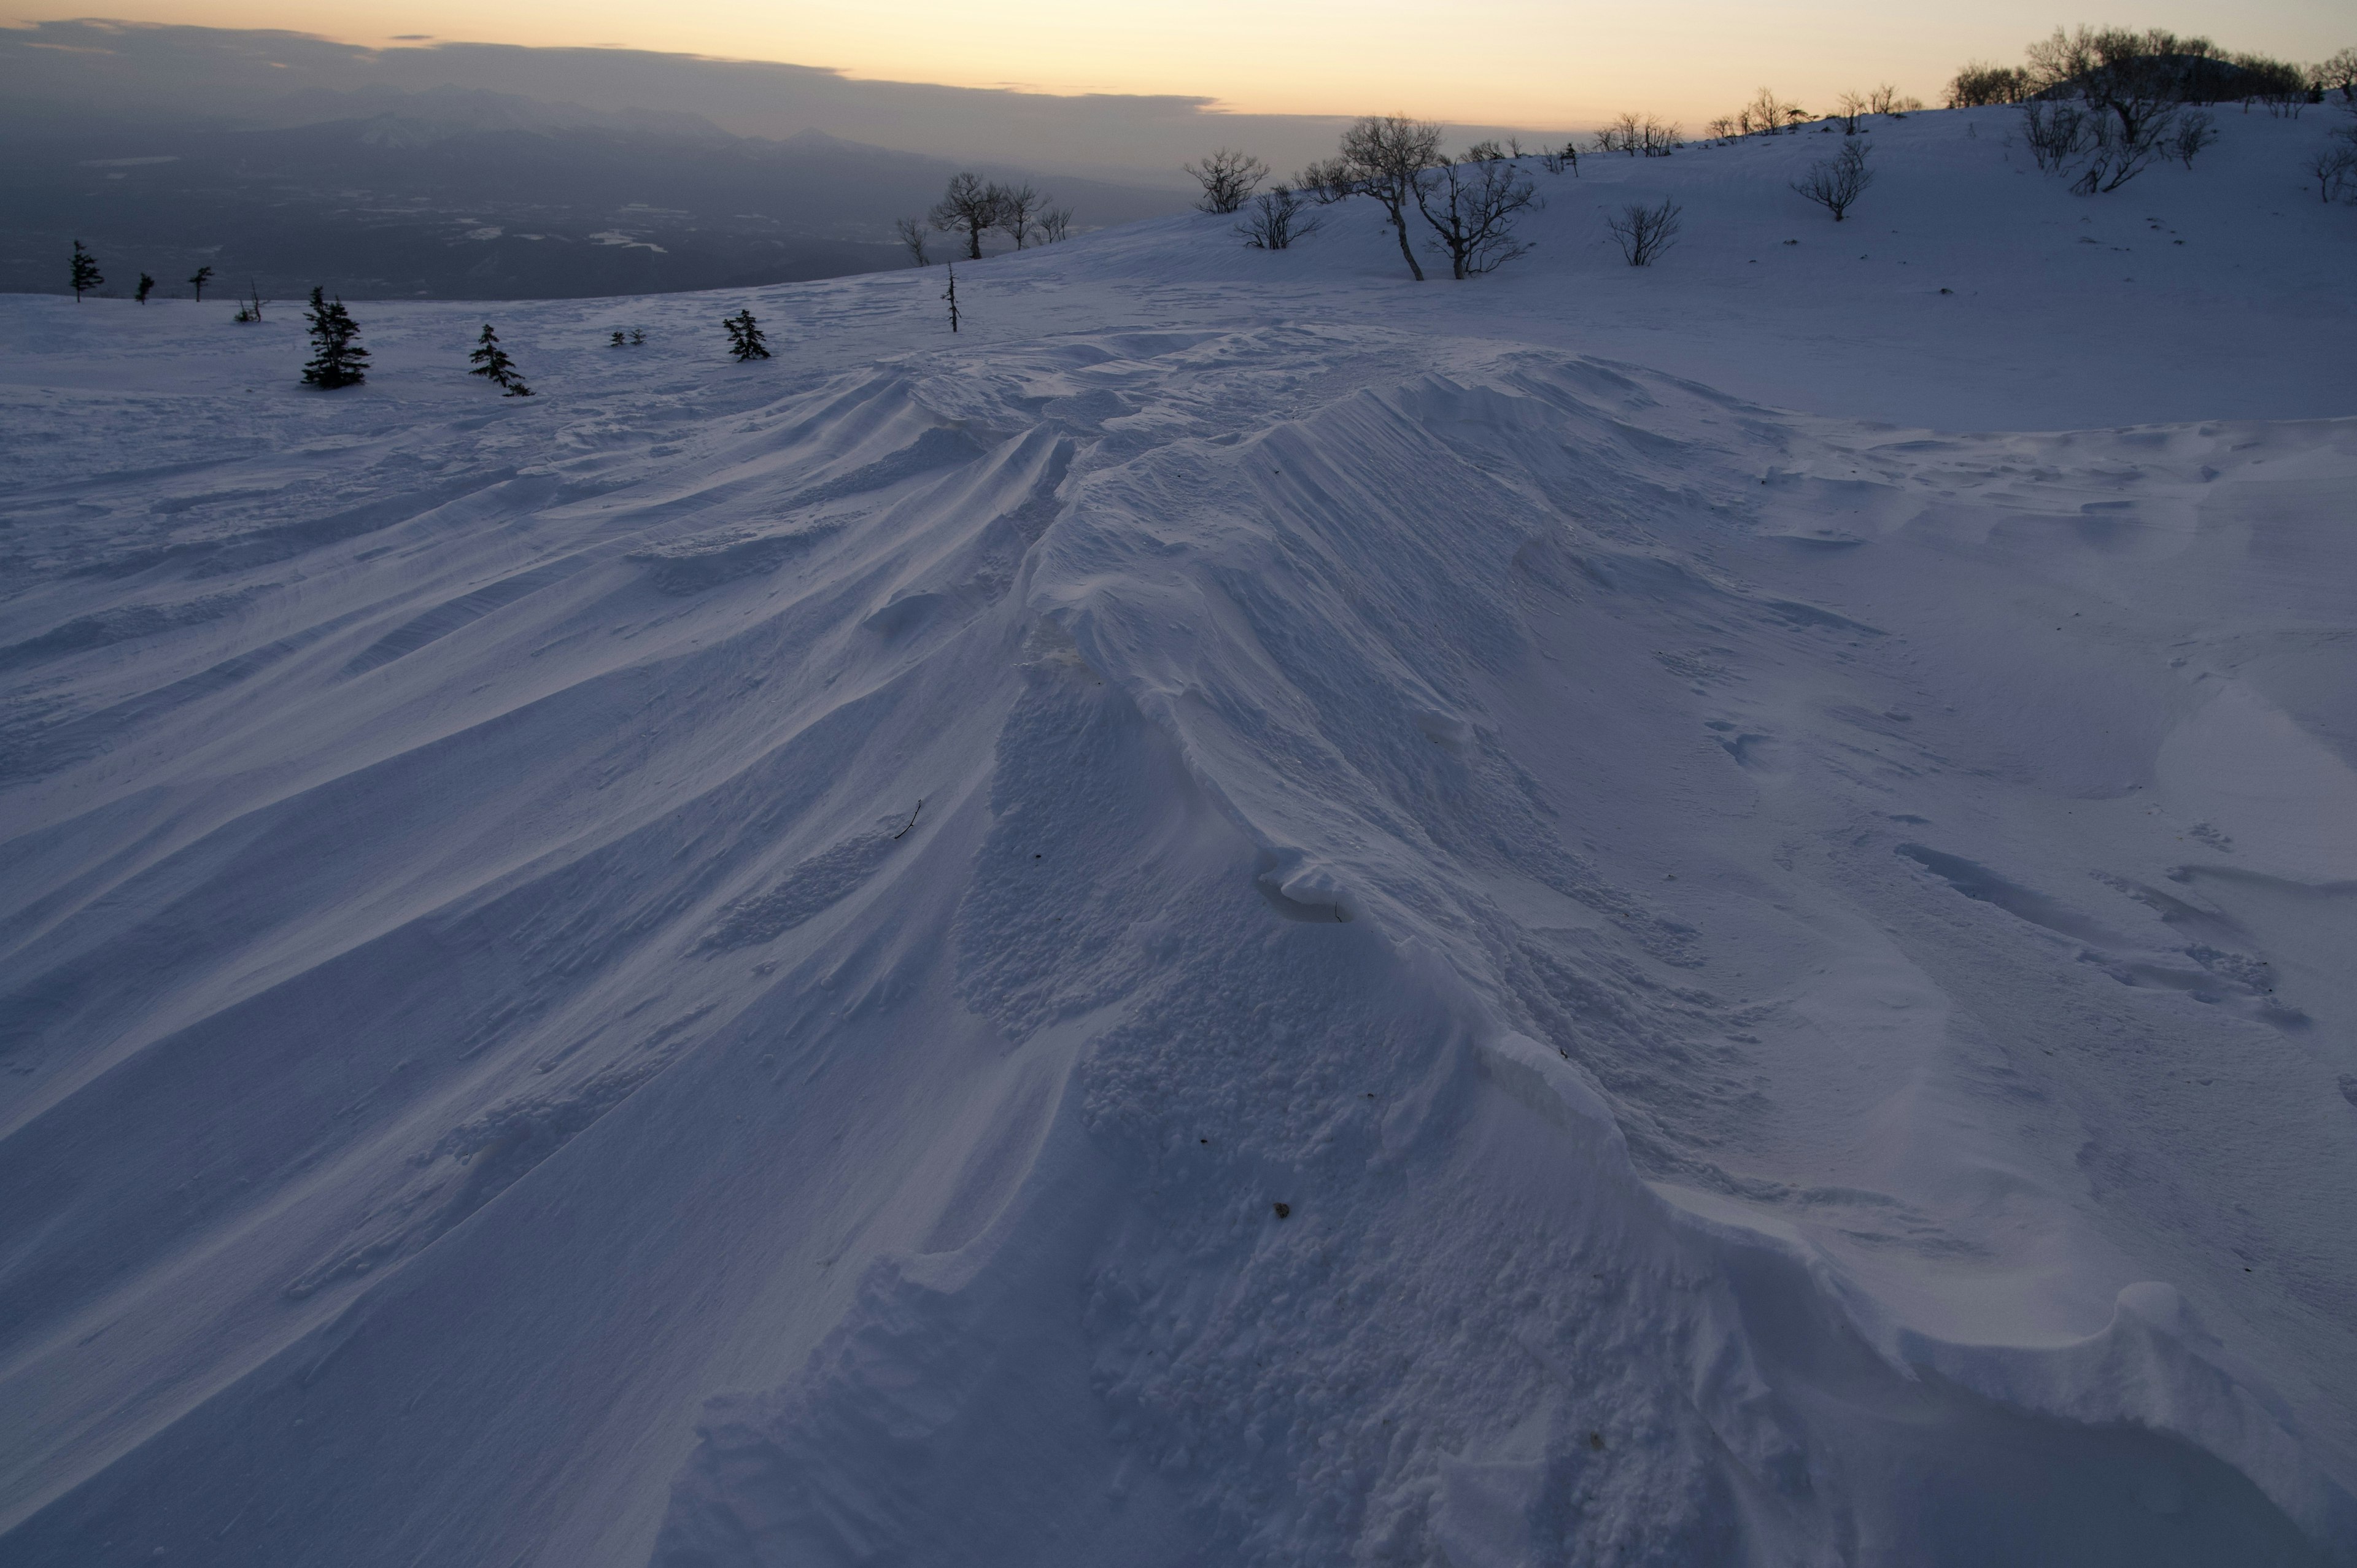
[1,106,2353,1567]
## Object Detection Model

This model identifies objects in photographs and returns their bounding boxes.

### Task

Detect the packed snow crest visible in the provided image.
[2,109,2355,1567]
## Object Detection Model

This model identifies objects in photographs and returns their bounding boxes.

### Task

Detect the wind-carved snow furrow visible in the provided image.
[649,346,2357,1567]
[4,298,2355,1568]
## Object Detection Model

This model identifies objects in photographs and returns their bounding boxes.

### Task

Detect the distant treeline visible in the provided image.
[1949,28,2353,110]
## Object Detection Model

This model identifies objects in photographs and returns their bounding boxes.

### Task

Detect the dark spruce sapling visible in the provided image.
[70,241,101,301]
[468,322,533,396]
[188,265,214,302]
[135,272,155,304]
[300,287,369,389]
[723,309,771,361]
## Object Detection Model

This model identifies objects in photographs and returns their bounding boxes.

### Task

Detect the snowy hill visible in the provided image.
[2,106,2355,1567]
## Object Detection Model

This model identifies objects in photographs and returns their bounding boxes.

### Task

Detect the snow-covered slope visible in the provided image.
[2,107,2353,1567]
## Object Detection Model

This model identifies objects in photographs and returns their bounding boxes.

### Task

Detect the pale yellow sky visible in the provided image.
[11,1,2349,125]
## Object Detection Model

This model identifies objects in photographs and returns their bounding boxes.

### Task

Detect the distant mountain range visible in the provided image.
[0,86,1191,300]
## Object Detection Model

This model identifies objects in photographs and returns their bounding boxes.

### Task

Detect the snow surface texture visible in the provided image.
[2,107,2353,1567]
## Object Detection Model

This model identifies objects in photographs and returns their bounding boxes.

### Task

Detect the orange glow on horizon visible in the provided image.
[6,1,2348,128]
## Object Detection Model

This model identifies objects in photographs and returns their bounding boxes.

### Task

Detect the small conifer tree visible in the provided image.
[610,330,627,347]
[629,328,645,346]
[942,265,960,333]
[188,265,214,302]
[70,241,102,301]
[300,287,370,389]
[468,322,532,396]
[136,273,155,304]
[723,309,770,361]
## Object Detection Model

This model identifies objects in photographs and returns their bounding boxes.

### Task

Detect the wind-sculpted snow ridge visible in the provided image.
[5,115,2357,1562]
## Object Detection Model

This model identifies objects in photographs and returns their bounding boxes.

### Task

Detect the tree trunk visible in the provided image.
[1384,198,1425,282]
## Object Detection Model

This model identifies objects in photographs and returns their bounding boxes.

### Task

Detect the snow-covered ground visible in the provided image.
[2,106,2353,1567]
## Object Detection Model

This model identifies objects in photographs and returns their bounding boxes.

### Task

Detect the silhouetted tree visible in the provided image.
[70,240,101,301]
[300,287,368,388]
[1739,88,1805,136]
[931,173,1005,260]
[610,330,627,347]
[1792,139,1874,220]
[1948,63,2032,107]
[1237,184,1320,249]
[1415,150,1540,277]
[1038,206,1075,243]
[723,309,770,361]
[1834,93,1866,133]
[1597,114,1680,155]
[1333,114,1445,280]
[468,322,533,396]
[2313,48,2357,104]
[1186,149,1268,214]
[941,265,960,333]
[1606,199,1682,265]
[188,265,214,301]
[135,272,155,304]
[996,182,1046,247]
[894,215,930,265]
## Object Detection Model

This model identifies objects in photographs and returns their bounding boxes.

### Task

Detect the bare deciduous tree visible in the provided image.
[1605,199,1682,266]
[1595,115,1678,156]
[1334,114,1446,280]
[1791,139,1875,220]
[1038,206,1075,243]
[2169,110,2218,167]
[2021,101,2090,172]
[930,173,1005,260]
[1593,113,1644,155]
[996,181,1046,248]
[1948,63,2033,107]
[1296,158,1355,204]
[2305,144,2357,203]
[1414,149,1540,277]
[1237,184,1322,249]
[2070,81,2181,193]
[1186,149,1268,214]
[1539,141,1581,176]
[1741,88,1807,136]
[1834,93,1867,134]
[2312,48,2357,104]
[894,216,930,266]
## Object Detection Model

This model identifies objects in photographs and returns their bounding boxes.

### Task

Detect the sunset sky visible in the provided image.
[9,0,2348,125]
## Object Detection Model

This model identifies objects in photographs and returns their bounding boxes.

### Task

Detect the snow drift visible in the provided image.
[2,107,2355,1566]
